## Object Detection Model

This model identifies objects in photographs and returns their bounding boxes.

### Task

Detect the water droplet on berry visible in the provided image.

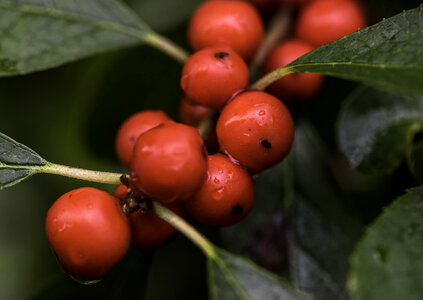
[57,220,67,232]
[259,110,265,116]
[66,222,74,229]
[211,187,224,200]
[214,178,220,184]
[241,133,250,143]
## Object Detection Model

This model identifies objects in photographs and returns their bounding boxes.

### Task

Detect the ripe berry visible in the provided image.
[130,203,185,250]
[131,122,208,203]
[279,0,312,6]
[216,91,294,172]
[181,47,249,108]
[188,0,264,61]
[296,0,366,47]
[264,39,323,102]
[185,153,254,227]
[115,110,170,168]
[179,98,213,127]
[113,184,129,200]
[45,187,131,281]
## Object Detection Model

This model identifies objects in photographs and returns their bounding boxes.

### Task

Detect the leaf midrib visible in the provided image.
[212,255,249,300]
[0,0,150,41]
[291,61,423,71]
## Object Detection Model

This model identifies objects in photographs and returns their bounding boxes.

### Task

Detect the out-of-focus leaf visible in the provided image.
[337,86,423,174]
[219,157,291,254]
[0,132,46,189]
[291,121,363,300]
[407,139,423,183]
[0,0,151,76]
[349,186,423,300]
[33,249,152,300]
[207,247,310,300]
[289,6,423,97]
[128,0,202,31]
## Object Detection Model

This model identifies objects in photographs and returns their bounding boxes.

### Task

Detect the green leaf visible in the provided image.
[128,0,202,32]
[0,132,46,189]
[0,0,151,76]
[207,247,310,300]
[407,139,423,183]
[291,121,363,300]
[349,186,423,300]
[289,6,423,97]
[337,86,423,174]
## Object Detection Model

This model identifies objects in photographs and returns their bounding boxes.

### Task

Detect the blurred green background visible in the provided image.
[0,0,420,299]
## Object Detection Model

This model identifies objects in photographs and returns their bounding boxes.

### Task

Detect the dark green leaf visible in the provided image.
[128,0,202,32]
[337,86,423,174]
[219,157,291,254]
[207,247,310,300]
[349,186,423,300]
[33,249,152,300]
[289,6,423,97]
[291,121,363,300]
[0,0,151,76]
[0,132,46,188]
[407,139,423,183]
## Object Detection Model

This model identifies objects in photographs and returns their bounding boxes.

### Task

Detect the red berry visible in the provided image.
[113,184,128,200]
[181,47,249,108]
[131,122,208,203]
[188,0,264,61]
[185,154,254,227]
[130,203,185,250]
[45,187,131,281]
[216,91,294,172]
[296,0,366,47]
[264,39,323,102]
[115,110,170,168]
[179,98,213,127]
[279,0,312,6]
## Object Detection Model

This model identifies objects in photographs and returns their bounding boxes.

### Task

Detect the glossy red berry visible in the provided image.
[130,203,185,250]
[185,154,254,227]
[216,91,294,172]
[296,0,366,47]
[188,0,264,61]
[179,98,213,127]
[45,187,131,281]
[181,47,249,108]
[113,184,129,200]
[115,110,170,168]
[279,0,312,6]
[264,39,323,102]
[131,122,208,203]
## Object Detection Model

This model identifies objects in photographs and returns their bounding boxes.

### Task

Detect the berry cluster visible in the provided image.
[45,0,366,282]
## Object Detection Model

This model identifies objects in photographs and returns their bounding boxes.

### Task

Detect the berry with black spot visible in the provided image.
[216,91,294,172]
[184,153,254,226]
[181,46,249,109]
